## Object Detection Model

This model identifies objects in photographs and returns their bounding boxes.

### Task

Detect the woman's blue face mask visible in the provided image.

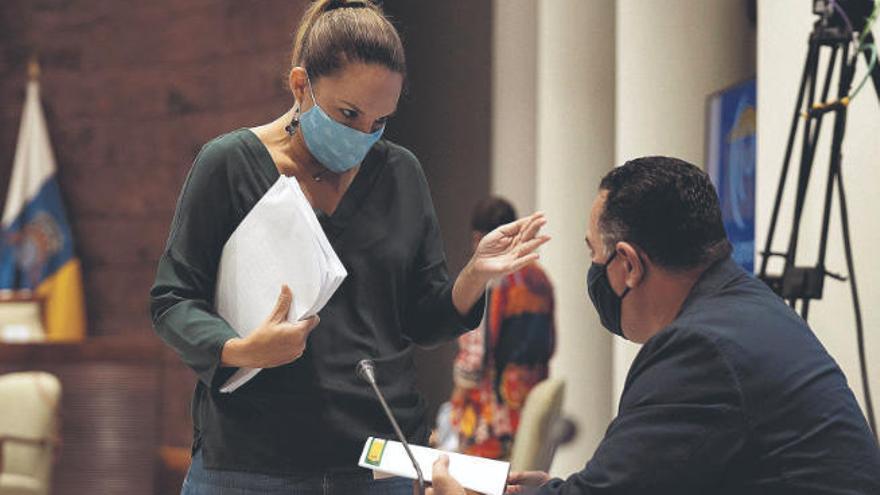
[298,74,385,174]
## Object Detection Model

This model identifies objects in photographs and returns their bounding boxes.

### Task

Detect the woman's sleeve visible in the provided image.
[149,141,241,389]
[403,160,485,347]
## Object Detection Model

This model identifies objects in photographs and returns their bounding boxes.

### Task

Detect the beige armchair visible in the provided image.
[0,372,60,495]
[509,378,566,473]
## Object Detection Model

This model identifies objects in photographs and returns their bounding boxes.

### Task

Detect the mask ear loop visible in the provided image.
[620,250,649,300]
[289,70,336,182]
[305,71,319,109]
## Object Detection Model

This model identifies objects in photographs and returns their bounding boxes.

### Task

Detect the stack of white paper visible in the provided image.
[214,175,347,393]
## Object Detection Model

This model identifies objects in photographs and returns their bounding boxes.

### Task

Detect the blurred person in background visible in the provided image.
[448,197,555,460]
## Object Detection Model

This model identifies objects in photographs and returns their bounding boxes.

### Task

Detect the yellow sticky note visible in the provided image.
[366,438,386,466]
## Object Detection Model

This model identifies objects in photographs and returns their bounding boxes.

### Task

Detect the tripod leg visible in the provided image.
[785,38,823,269]
[759,38,815,278]
[836,166,877,437]
[803,46,839,178]
[816,44,852,286]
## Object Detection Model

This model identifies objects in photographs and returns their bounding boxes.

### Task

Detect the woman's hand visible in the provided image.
[453,212,550,316]
[471,212,550,279]
[221,285,320,368]
[505,471,551,494]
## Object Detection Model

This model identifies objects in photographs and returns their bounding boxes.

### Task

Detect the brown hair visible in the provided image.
[471,196,518,234]
[291,0,406,80]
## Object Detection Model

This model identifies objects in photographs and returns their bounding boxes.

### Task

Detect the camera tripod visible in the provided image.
[757,10,878,435]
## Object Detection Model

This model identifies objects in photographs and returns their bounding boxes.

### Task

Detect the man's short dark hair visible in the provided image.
[598,156,732,270]
[471,196,517,234]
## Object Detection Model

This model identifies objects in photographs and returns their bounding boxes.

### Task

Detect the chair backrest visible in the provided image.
[509,378,565,472]
[0,372,61,487]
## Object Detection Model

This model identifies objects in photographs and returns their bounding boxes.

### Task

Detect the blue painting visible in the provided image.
[706,78,756,273]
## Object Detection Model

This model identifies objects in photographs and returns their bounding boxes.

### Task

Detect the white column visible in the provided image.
[535,0,616,477]
[614,0,756,400]
[491,0,538,214]
[757,0,880,417]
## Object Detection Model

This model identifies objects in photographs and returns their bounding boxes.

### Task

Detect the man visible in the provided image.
[447,197,555,459]
[428,157,880,494]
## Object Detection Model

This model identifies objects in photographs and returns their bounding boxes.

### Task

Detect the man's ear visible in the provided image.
[616,241,645,289]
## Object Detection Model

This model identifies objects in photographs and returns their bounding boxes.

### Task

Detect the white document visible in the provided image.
[215,175,347,393]
[358,437,510,495]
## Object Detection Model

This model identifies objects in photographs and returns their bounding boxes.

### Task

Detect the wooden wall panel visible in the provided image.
[0,0,307,338]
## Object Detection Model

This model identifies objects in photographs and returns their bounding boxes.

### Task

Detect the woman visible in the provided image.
[149,1,548,494]
[450,197,555,460]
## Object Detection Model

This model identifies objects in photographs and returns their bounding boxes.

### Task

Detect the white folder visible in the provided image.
[214,175,347,393]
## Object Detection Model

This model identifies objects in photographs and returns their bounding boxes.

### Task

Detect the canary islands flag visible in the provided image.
[0,79,86,341]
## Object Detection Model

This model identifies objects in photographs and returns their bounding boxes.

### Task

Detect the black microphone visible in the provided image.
[357,359,426,495]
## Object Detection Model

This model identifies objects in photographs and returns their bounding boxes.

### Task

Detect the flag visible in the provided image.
[0,78,86,341]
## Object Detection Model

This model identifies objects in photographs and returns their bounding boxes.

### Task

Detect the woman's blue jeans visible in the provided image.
[181,449,412,495]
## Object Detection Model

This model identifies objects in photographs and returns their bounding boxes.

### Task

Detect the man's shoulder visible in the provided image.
[676,269,811,347]
[647,275,850,415]
[623,323,744,412]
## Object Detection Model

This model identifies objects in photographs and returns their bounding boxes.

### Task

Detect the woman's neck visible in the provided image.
[255,109,359,194]
[271,109,326,178]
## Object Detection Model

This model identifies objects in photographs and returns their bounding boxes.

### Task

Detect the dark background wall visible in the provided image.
[383,0,492,421]
[0,0,491,482]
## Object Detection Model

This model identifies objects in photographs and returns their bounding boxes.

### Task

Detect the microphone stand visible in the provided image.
[358,359,426,495]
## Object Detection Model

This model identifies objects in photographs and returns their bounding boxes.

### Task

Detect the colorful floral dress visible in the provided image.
[450,263,555,459]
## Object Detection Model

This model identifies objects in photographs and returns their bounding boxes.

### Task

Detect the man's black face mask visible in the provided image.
[587,250,630,338]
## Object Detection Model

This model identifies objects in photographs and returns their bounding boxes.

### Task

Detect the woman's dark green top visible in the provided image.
[149,129,483,474]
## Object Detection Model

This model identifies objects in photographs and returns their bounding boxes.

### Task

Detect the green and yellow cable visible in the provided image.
[807,0,878,115]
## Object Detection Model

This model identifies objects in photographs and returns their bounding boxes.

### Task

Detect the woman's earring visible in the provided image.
[285,107,300,136]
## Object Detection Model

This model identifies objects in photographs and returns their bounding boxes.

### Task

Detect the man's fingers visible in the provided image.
[433,454,451,476]
[506,471,550,490]
[269,285,293,323]
[431,455,463,493]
